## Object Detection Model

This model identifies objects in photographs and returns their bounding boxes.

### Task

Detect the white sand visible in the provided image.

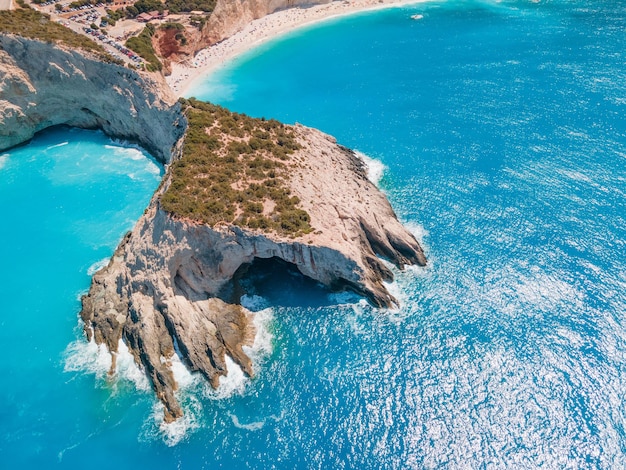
[167,0,428,97]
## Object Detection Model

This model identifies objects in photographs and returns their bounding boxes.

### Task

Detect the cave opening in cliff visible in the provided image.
[229,257,360,309]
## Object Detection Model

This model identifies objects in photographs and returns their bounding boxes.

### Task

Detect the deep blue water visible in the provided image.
[3,0,626,467]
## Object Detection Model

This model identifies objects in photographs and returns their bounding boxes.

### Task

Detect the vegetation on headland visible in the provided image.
[159,22,187,46]
[160,99,313,236]
[0,7,119,64]
[113,0,214,20]
[165,0,216,14]
[125,0,164,17]
[125,24,162,71]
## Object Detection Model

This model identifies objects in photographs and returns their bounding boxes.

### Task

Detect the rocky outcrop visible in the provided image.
[1,30,426,424]
[202,0,332,45]
[0,35,185,163]
[81,123,426,422]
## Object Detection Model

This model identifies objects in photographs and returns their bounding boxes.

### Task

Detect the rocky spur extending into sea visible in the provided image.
[0,27,425,422]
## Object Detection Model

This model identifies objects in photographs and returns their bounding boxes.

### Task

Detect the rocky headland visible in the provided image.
[0,7,426,422]
[82,100,426,421]
[0,34,184,162]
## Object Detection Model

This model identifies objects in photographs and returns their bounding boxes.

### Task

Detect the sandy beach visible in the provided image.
[168,0,428,97]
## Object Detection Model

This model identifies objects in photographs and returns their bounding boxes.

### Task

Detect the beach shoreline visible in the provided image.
[168,0,428,97]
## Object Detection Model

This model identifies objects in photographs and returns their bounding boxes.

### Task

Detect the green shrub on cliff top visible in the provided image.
[0,8,117,63]
[160,99,312,237]
[125,24,162,72]
[165,0,216,14]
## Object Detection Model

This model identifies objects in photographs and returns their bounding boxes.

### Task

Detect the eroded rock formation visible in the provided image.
[81,124,426,422]
[1,32,426,423]
[0,35,185,162]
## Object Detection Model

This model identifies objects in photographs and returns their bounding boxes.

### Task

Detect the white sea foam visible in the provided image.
[119,148,146,161]
[0,154,9,170]
[107,144,159,164]
[64,336,112,379]
[116,340,150,391]
[169,350,202,390]
[87,257,110,276]
[65,337,200,447]
[144,396,202,447]
[204,356,248,399]
[144,160,162,176]
[46,142,69,150]
[141,303,275,444]
[191,305,274,400]
[64,333,151,393]
[104,142,144,155]
[355,150,387,186]
[403,221,435,279]
[68,298,275,445]
[75,289,88,302]
[245,306,275,365]
[103,144,162,180]
[405,221,429,247]
[228,412,265,431]
[383,277,409,317]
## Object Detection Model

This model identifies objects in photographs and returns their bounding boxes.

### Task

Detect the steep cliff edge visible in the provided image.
[81,103,426,422]
[1,31,426,424]
[202,0,332,45]
[0,35,185,162]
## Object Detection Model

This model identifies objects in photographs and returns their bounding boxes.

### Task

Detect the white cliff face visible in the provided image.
[81,123,426,422]
[0,35,185,162]
[0,31,426,424]
[202,0,332,44]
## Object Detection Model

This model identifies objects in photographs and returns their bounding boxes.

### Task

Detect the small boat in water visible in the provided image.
[411,14,424,20]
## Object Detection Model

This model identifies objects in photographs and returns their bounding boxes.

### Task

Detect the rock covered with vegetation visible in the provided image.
[0,14,426,421]
[125,24,163,72]
[161,99,311,235]
[0,7,115,62]
[81,99,426,422]
[0,32,184,161]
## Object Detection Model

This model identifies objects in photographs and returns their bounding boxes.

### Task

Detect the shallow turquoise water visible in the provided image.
[0,128,165,466]
[3,0,626,467]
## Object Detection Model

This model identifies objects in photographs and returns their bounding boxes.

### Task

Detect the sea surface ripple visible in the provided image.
[1,0,625,468]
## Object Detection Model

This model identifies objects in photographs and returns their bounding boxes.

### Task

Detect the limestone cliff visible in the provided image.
[81,121,426,422]
[202,0,332,45]
[0,35,185,163]
[1,31,426,424]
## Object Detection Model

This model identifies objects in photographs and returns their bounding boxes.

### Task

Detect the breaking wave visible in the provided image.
[63,337,149,392]
[86,257,109,276]
[0,154,9,170]
[46,142,68,150]
[355,150,387,186]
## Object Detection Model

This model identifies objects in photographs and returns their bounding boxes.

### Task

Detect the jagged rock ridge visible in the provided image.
[0,32,426,423]
[0,35,185,162]
[81,122,426,422]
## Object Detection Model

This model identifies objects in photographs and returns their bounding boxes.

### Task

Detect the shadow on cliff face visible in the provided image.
[226,257,362,310]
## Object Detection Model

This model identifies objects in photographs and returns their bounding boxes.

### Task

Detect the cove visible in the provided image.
[0,127,164,467]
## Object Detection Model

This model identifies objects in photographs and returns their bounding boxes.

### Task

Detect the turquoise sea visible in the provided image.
[2,0,626,467]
